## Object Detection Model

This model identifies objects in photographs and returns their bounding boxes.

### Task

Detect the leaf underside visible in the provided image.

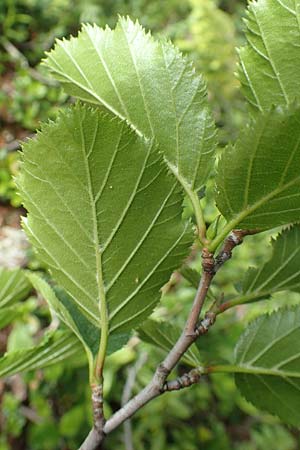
[43,18,217,192]
[243,226,300,297]
[238,0,300,111]
[216,106,300,229]
[138,318,202,368]
[18,105,192,338]
[234,306,300,427]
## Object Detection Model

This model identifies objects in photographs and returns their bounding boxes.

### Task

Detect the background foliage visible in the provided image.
[1,1,300,449]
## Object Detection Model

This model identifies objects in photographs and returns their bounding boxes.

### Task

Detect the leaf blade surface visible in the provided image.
[243,226,300,298]
[18,105,192,338]
[233,306,300,426]
[238,0,300,110]
[216,106,300,229]
[43,18,217,192]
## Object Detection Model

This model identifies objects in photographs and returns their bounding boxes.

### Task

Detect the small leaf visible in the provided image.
[7,322,34,352]
[43,18,217,196]
[216,106,300,230]
[179,265,200,289]
[234,306,300,427]
[243,226,300,299]
[206,215,227,241]
[0,268,31,308]
[238,0,300,111]
[0,330,83,377]
[17,105,192,343]
[0,301,36,330]
[138,319,202,368]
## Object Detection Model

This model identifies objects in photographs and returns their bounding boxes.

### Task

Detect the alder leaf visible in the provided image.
[138,319,202,368]
[0,330,83,377]
[17,105,192,347]
[243,226,300,301]
[43,18,217,195]
[28,272,129,374]
[238,0,300,111]
[0,268,31,308]
[216,106,300,230]
[233,306,300,427]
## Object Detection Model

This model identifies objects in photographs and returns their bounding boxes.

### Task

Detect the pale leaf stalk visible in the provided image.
[94,295,109,384]
[204,364,299,377]
[216,291,270,314]
[167,162,208,245]
[188,188,208,245]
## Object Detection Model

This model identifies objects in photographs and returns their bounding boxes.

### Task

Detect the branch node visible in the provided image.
[195,311,216,336]
[155,364,170,391]
[201,248,215,274]
[162,368,202,392]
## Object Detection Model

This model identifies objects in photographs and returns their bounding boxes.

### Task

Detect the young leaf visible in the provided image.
[17,105,192,340]
[233,306,300,427]
[138,319,202,368]
[0,268,31,308]
[243,226,300,300]
[238,0,300,111]
[0,301,36,330]
[0,330,83,377]
[43,18,217,201]
[216,106,300,230]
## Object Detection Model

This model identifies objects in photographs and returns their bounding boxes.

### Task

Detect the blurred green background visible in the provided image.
[1,1,300,449]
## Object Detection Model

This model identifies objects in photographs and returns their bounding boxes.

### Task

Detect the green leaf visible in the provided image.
[238,0,300,111]
[0,301,36,330]
[28,272,129,374]
[0,268,31,308]
[179,265,200,289]
[233,306,300,427]
[7,321,34,352]
[0,330,83,377]
[43,18,217,196]
[243,226,300,301]
[18,105,192,342]
[138,319,202,368]
[216,106,300,230]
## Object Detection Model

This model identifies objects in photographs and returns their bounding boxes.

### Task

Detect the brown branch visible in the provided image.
[162,367,202,391]
[185,248,214,335]
[79,385,105,450]
[81,228,257,446]
[103,259,216,434]
[214,229,260,272]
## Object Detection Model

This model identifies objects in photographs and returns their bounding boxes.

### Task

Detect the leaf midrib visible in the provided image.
[79,115,106,329]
